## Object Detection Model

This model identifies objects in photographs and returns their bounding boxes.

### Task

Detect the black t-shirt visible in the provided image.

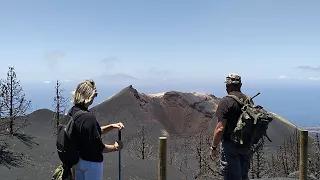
[214,91,249,141]
[69,105,105,162]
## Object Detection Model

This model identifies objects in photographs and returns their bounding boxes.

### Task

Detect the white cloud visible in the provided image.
[308,77,320,80]
[43,80,51,84]
[278,75,290,79]
[276,76,320,80]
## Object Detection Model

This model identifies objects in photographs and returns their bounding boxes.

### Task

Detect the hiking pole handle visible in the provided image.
[118,129,121,180]
[118,129,121,141]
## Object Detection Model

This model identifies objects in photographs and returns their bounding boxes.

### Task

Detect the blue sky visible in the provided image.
[1,0,320,84]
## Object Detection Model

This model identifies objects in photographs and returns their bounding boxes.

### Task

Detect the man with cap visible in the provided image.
[210,73,252,180]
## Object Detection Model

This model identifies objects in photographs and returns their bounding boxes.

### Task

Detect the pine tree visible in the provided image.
[0,66,31,135]
[52,80,69,135]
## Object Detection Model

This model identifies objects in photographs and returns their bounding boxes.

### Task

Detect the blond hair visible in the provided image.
[71,79,97,106]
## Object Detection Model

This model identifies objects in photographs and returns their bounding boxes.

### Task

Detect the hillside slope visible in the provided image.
[0,85,304,180]
[91,85,300,149]
[0,109,186,180]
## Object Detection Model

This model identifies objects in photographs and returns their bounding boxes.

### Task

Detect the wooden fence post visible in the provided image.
[299,129,308,180]
[158,137,167,180]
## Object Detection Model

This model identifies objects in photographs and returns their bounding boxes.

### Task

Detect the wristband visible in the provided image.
[210,146,217,150]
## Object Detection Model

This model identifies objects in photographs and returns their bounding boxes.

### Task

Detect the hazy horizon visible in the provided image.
[16,79,320,127]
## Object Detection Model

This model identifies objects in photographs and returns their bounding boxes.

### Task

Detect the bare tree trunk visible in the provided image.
[251,156,255,179]
[295,128,300,171]
[284,138,289,176]
[52,80,69,135]
[316,133,320,174]
[256,150,261,178]
[128,120,154,160]
[168,139,174,166]
[141,124,145,160]
[56,80,60,128]
[180,137,189,180]
[9,71,13,135]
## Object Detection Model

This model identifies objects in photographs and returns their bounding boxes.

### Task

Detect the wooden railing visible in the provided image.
[158,137,167,180]
[157,129,309,180]
[299,129,308,180]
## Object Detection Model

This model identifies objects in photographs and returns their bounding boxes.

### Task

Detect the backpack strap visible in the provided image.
[225,95,244,135]
[64,110,88,139]
[227,94,252,106]
[72,110,89,134]
[227,95,245,106]
[245,95,254,105]
[72,110,87,120]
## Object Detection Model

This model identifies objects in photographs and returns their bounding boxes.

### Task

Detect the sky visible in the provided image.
[0,0,320,84]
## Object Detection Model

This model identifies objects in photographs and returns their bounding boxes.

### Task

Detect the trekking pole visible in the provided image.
[118,129,121,180]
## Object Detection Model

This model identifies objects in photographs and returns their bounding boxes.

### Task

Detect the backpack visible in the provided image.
[56,109,87,166]
[227,92,273,152]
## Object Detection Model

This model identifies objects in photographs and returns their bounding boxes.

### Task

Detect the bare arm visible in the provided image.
[102,144,117,153]
[212,97,228,148]
[102,141,123,153]
[211,119,227,147]
[101,122,124,134]
[101,125,114,134]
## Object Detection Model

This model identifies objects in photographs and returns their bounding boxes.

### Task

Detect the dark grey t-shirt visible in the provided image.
[214,91,248,141]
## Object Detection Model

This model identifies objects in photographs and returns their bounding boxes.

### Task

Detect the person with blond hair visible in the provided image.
[68,79,124,180]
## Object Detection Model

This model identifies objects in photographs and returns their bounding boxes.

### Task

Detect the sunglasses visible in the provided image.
[86,79,97,98]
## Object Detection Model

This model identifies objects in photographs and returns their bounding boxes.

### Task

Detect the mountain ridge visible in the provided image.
[0,84,312,180]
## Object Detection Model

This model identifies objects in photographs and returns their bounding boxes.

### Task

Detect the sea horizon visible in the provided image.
[17,79,320,127]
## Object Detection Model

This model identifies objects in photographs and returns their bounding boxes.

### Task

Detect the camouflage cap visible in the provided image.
[224,73,241,84]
